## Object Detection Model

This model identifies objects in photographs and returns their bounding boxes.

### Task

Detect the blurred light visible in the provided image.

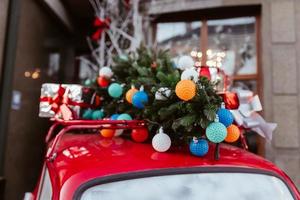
[206,49,212,56]
[197,52,202,58]
[24,71,31,77]
[190,50,197,57]
[195,61,201,67]
[31,71,40,79]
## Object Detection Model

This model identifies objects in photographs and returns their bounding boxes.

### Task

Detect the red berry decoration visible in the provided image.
[97,76,110,88]
[131,128,149,143]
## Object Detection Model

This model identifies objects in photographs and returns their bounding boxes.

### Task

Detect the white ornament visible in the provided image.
[99,67,113,79]
[181,68,199,83]
[152,127,171,152]
[177,55,194,70]
[155,87,171,100]
[115,129,123,136]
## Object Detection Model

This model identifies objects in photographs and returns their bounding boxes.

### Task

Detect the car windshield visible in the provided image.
[80,172,294,200]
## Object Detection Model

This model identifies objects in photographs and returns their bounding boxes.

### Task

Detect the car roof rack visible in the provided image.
[45,119,146,162]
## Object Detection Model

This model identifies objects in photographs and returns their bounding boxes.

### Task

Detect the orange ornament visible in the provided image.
[225,124,240,143]
[100,129,115,138]
[125,86,138,103]
[175,80,196,101]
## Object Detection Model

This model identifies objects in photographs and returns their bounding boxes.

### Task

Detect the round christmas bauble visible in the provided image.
[155,87,171,100]
[217,108,234,127]
[125,87,138,103]
[189,139,209,157]
[92,110,104,120]
[99,67,113,79]
[199,66,211,80]
[114,129,123,136]
[225,124,240,143]
[117,113,132,120]
[175,80,196,101]
[110,114,120,120]
[100,129,115,138]
[97,76,110,88]
[152,132,171,152]
[181,68,199,83]
[82,109,93,119]
[84,79,92,86]
[132,91,149,109]
[177,55,194,70]
[206,122,227,143]
[108,83,123,98]
[131,128,149,143]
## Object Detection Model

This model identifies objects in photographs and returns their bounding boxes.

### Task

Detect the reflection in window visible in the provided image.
[207,17,257,76]
[156,22,202,65]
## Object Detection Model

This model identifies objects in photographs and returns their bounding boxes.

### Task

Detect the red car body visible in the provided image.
[29,120,300,200]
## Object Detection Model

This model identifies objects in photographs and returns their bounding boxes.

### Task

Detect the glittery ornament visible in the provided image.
[132,87,148,109]
[175,80,196,101]
[177,55,194,70]
[152,127,171,152]
[97,76,110,88]
[225,124,240,143]
[189,138,209,157]
[99,67,113,79]
[131,128,149,143]
[217,108,234,127]
[110,114,120,120]
[206,122,227,143]
[125,86,138,103]
[108,83,123,98]
[117,113,132,120]
[181,68,199,83]
[100,129,115,138]
[155,87,171,100]
[82,109,93,119]
[91,110,104,120]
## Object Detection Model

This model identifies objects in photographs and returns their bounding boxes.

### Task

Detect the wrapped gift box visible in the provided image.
[39,83,95,120]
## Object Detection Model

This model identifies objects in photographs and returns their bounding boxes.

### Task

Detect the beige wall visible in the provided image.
[149,0,300,189]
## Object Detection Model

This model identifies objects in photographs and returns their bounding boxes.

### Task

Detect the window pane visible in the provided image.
[81,173,294,200]
[156,22,202,65]
[207,17,257,76]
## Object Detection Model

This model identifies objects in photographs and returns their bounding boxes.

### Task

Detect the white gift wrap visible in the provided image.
[39,83,83,118]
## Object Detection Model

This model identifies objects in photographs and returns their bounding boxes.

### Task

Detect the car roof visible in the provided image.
[48,133,288,190]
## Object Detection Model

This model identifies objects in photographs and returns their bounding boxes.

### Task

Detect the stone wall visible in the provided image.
[148,0,300,189]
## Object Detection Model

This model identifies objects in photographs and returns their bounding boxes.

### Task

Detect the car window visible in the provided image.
[38,168,52,200]
[80,173,294,200]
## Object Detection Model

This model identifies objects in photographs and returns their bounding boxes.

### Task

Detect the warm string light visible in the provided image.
[24,68,41,79]
[190,49,226,68]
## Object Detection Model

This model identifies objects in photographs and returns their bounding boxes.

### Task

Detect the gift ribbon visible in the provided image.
[91,17,110,41]
[40,85,90,120]
[230,89,277,140]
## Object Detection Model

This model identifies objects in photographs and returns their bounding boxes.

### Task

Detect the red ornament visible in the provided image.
[220,92,240,110]
[97,76,110,88]
[131,128,149,143]
[199,66,211,80]
[93,95,101,107]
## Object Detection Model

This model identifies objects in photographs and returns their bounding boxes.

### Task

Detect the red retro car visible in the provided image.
[25,120,300,200]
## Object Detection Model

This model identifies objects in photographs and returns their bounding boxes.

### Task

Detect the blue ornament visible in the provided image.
[108,83,123,98]
[206,122,227,143]
[84,79,92,86]
[110,114,120,120]
[217,108,234,127]
[117,113,132,120]
[189,139,209,157]
[92,110,104,120]
[82,109,93,119]
[132,91,148,109]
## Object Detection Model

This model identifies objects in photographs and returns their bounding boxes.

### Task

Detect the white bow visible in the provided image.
[230,89,277,141]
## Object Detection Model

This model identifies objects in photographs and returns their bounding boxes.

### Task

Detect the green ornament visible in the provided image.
[117,113,132,120]
[92,110,104,120]
[82,109,93,119]
[108,83,123,98]
[206,122,227,143]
